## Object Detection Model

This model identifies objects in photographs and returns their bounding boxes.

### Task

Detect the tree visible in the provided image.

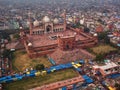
[2,49,14,59]
[2,49,11,58]
[13,33,20,39]
[98,31,110,44]
[94,53,105,63]
[35,64,45,71]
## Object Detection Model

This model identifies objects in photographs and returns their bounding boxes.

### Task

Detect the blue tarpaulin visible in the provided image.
[107,73,120,79]
[0,61,79,83]
[49,58,56,65]
[75,68,82,72]
[82,75,93,84]
[62,86,67,90]
[79,60,85,64]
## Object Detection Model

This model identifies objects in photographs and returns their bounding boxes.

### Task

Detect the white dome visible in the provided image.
[93,33,98,37]
[27,21,30,25]
[19,27,23,29]
[33,20,39,27]
[80,19,84,25]
[53,18,59,24]
[43,16,50,23]
[28,42,32,46]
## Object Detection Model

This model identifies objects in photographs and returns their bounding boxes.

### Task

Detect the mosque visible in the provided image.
[20,11,98,64]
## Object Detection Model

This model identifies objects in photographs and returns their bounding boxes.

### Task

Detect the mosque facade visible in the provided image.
[20,11,98,58]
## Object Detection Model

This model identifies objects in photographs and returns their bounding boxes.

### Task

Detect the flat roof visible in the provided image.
[93,62,119,70]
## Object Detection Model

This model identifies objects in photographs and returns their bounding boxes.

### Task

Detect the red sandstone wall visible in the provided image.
[58,36,76,50]
[32,44,57,52]
[28,49,55,58]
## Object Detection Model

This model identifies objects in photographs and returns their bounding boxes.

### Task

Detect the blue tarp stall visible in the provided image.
[65,63,72,68]
[107,73,120,79]
[3,76,22,83]
[46,66,56,73]
[56,65,64,70]
[73,84,77,90]
[12,74,18,77]
[46,69,51,74]
[82,75,93,84]
[6,78,14,83]
[79,60,85,64]
[75,68,82,72]
[26,73,35,77]
[30,70,37,74]
[22,74,26,78]
[0,61,78,83]
[6,76,11,79]
[46,63,73,73]
[15,76,23,80]
[62,86,67,90]
[0,75,21,83]
[0,77,6,82]
[49,58,56,65]
[59,64,65,69]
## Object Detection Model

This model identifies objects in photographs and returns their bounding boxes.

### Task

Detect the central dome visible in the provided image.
[53,18,59,24]
[33,20,39,27]
[43,16,50,23]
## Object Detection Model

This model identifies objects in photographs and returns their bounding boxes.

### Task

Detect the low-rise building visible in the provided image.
[93,62,120,77]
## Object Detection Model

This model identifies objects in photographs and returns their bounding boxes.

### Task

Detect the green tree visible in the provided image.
[94,53,105,63]
[13,33,20,39]
[2,49,11,58]
[35,64,45,71]
[98,31,110,44]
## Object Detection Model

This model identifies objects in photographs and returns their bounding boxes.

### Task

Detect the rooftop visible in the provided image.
[93,62,119,70]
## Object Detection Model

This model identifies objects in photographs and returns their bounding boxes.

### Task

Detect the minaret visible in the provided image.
[28,12,33,35]
[63,10,66,31]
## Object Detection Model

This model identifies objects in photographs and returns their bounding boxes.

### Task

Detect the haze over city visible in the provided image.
[0,0,120,90]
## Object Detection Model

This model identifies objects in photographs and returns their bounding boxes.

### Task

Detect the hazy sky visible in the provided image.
[0,0,119,6]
